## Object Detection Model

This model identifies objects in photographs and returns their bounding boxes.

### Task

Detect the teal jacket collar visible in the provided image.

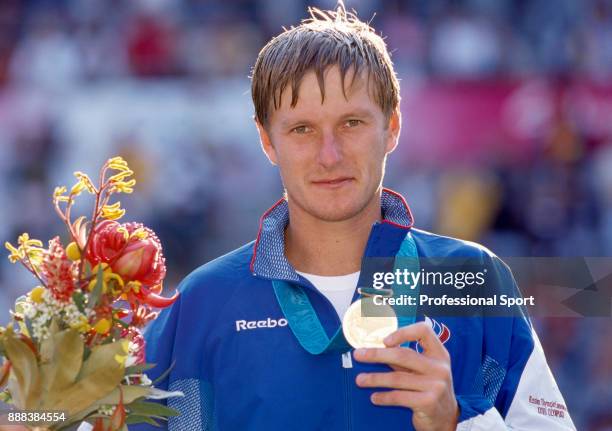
[250,188,414,282]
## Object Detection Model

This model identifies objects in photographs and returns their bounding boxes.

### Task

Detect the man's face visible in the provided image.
[257,66,400,222]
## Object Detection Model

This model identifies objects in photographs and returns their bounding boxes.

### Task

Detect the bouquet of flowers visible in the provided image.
[1,157,181,430]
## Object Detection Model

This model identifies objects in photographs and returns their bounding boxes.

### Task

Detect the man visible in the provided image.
[139,5,575,430]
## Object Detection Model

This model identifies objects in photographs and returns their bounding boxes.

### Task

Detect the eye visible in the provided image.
[345,119,362,128]
[292,125,312,134]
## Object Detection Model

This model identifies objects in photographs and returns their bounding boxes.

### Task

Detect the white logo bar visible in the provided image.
[235,317,288,332]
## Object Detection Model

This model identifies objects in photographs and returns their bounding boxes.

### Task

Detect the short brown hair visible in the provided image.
[251,3,400,126]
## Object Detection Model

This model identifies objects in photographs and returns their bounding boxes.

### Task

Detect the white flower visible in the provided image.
[98,405,115,416]
[140,373,152,386]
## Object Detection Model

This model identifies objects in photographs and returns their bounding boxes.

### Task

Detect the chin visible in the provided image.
[287,182,380,222]
[303,197,369,222]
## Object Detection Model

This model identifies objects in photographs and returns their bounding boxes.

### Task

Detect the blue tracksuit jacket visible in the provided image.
[135,189,575,430]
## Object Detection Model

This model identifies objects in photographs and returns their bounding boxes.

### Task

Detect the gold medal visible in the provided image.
[342,297,397,349]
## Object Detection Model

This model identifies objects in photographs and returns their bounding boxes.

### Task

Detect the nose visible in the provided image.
[316,130,342,168]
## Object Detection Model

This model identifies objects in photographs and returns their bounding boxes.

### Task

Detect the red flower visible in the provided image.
[130,304,158,327]
[41,237,78,302]
[86,220,166,287]
[129,327,146,365]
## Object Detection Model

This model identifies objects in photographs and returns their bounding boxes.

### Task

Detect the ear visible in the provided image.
[255,118,278,165]
[384,108,401,154]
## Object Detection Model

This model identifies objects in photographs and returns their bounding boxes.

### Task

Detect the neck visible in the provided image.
[285,192,382,276]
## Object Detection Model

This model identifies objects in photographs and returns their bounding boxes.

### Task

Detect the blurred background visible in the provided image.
[0,0,610,428]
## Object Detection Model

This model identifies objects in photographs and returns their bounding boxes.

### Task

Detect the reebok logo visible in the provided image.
[235,317,288,332]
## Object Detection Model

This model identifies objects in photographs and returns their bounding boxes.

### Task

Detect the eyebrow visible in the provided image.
[338,109,376,120]
[279,118,306,128]
[279,109,376,128]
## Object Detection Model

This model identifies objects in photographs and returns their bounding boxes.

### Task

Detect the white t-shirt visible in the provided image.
[296,271,360,319]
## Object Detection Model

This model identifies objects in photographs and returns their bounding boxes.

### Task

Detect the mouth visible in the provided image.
[311,177,354,189]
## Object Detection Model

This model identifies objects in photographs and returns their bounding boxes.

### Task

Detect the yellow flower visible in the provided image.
[109,170,134,182]
[66,242,81,261]
[106,272,125,297]
[126,281,141,294]
[114,341,130,365]
[53,186,67,197]
[73,171,97,194]
[5,234,45,266]
[114,354,127,365]
[70,316,91,333]
[92,262,110,274]
[70,180,86,196]
[105,157,136,194]
[30,286,45,303]
[89,276,107,293]
[129,228,148,240]
[107,272,124,287]
[88,267,124,295]
[101,201,126,220]
[53,185,70,202]
[93,318,111,334]
[4,241,22,263]
[107,156,129,171]
[116,226,129,241]
[18,233,43,248]
[121,281,142,299]
[111,179,136,194]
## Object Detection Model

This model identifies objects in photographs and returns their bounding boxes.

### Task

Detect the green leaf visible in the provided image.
[78,339,125,381]
[125,414,161,426]
[114,318,129,328]
[0,389,12,403]
[73,291,86,314]
[44,339,126,415]
[44,357,124,415]
[66,385,151,425]
[40,329,84,398]
[126,400,180,417]
[95,385,151,405]
[109,327,122,342]
[87,265,104,308]
[3,330,42,409]
[40,319,60,363]
[102,333,116,344]
[125,363,155,376]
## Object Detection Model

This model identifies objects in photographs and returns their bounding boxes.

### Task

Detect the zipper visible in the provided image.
[342,352,353,368]
[339,223,379,431]
[342,352,353,431]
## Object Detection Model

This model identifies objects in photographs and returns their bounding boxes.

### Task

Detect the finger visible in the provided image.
[370,389,430,409]
[384,322,449,361]
[356,371,431,391]
[353,346,436,374]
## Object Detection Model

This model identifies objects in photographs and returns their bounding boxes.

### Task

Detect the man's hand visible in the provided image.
[353,321,459,431]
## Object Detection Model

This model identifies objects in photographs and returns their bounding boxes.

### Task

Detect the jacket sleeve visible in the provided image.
[131,274,215,431]
[128,293,180,431]
[456,256,576,430]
